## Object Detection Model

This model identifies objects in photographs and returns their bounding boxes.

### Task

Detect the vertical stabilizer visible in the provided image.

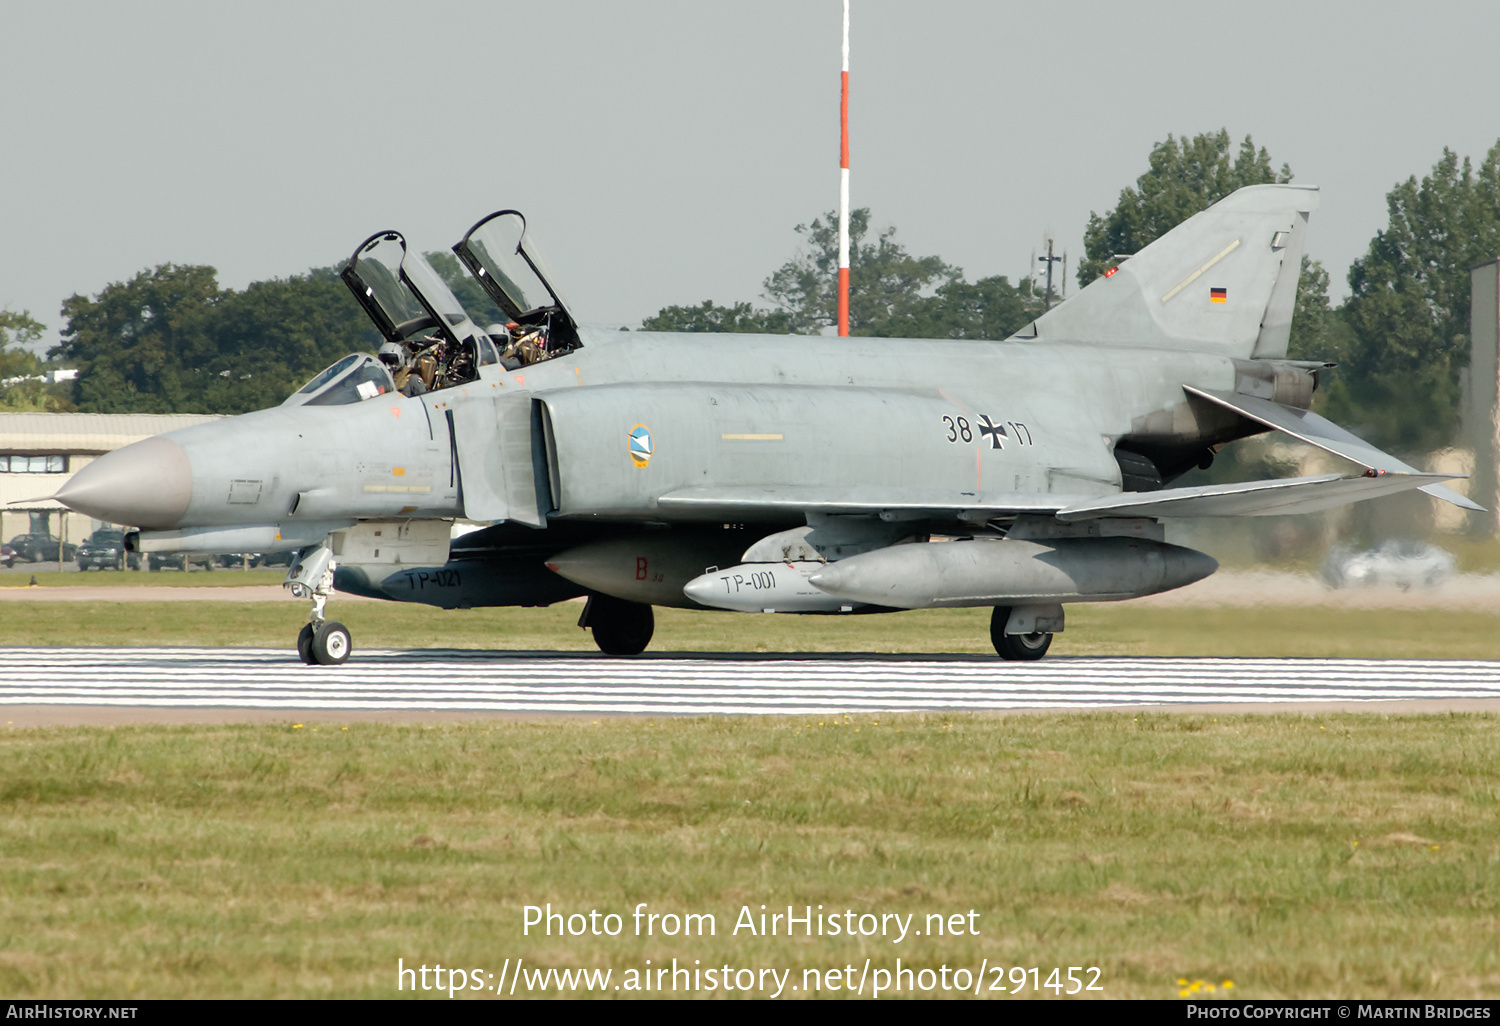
[1018,184,1319,358]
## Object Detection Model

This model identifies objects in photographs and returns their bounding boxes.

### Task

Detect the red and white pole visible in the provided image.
[837,0,850,337]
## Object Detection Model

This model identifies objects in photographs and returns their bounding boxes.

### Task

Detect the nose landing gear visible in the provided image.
[285,544,351,665]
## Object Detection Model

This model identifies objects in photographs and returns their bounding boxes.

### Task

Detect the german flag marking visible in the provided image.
[1210,287,1228,303]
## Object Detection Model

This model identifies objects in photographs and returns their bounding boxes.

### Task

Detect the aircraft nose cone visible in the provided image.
[54,435,193,529]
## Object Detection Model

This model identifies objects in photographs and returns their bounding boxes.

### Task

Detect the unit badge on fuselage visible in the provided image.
[628,424,654,468]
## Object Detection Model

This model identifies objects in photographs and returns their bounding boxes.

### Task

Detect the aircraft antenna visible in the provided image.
[837,0,851,337]
[1038,234,1063,313]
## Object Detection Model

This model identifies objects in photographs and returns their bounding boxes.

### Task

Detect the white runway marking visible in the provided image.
[3,648,1500,714]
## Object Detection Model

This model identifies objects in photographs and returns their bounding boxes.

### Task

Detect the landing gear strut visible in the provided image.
[990,605,1055,661]
[285,544,351,665]
[579,594,655,655]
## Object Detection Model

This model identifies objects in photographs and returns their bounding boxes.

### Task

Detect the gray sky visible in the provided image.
[4,0,1499,353]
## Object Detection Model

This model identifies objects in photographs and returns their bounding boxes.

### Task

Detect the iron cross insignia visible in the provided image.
[977,415,1007,450]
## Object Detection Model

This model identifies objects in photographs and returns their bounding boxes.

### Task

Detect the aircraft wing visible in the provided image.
[1185,386,1484,511]
[1055,471,1463,520]
[657,471,1460,522]
[655,486,1081,520]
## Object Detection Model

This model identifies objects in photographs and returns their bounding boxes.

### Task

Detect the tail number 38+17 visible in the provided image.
[941,415,1032,448]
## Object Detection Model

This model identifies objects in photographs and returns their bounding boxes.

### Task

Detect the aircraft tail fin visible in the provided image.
[1018,184,1318,359]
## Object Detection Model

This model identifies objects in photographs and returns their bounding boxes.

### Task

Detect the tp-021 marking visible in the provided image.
[3,649,1499,715]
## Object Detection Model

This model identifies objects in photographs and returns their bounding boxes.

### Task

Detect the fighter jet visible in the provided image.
[52,187,1480,664]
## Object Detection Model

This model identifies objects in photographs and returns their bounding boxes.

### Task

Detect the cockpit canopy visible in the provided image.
[453,210,579,351]
[282,353,395,407]
[297,210,581,405]
[341,231,486,346]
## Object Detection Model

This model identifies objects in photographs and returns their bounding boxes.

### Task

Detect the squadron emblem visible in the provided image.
[628,424,654,467]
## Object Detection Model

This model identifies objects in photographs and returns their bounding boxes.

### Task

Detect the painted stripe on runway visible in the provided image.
[2,648,1499,714]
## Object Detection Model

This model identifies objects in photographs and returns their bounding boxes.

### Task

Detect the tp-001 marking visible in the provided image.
[3,649,1499,716]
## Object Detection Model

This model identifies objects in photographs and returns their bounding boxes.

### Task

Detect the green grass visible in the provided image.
[4,594,1497,998]
[0,568,286,588]
[3,600,1500,658]
[1,714,1497,999]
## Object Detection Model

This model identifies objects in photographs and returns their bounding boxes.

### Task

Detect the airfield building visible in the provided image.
[0,412,221,559]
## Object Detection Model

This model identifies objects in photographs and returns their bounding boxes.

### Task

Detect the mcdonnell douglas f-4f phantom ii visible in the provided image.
[53,186,1481,664]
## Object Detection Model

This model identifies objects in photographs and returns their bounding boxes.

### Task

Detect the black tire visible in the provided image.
[148,557,161,572]
[296,623,317,665]
[589,597,655,656]
[990,606,1053,661]
[311,621,351,665]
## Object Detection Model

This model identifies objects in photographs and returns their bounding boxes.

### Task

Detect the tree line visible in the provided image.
[3,130,1498,458]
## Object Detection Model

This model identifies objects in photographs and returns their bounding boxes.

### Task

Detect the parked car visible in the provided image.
[146,551,216,572]
[215,552,257,570]
[6,532,78,563]
[76,529,141,571]
[254,549,298,569]
[1,543,15,569]
[1321,540,1456,590]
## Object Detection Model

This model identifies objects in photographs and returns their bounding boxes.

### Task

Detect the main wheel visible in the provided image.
[311,621,351,665]
[990,606,1053,661]
[296,623,316,665]
[589,597,654,656]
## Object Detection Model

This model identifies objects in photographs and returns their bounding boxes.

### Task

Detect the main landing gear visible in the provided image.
[285,544,351,665]
[990,605,1055,661]
[579,594,655,656]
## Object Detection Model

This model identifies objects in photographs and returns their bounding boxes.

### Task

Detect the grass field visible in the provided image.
[0,569,287,588]
[3,597,1500,658]
[3,589,1498,999]
[1,714,1497,999]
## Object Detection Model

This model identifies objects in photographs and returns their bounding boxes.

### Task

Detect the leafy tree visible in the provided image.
[53,264,379,414]
[1287,257,1335,360]
[52,264,222,413]
[0,309,73,412]
[762,208,963,335]
[426,251,508,329]
[199,270,381,412]
[1078,130,1292,287]
[0,309,45,379]
[640,300,793,334]
[875,275,1043,341]
[642,208,1039,340]
[1325,143,1500,453]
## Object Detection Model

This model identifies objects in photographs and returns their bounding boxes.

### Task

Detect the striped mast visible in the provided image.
[837,0,851,337]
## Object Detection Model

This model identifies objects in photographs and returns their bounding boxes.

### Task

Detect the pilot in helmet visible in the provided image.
[378,341,427,397]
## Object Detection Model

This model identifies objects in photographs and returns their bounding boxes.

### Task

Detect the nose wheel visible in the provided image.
[298,620,351,665]
[286,544,353,665]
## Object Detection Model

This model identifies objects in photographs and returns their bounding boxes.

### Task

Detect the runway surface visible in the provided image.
[4,647,1500,717]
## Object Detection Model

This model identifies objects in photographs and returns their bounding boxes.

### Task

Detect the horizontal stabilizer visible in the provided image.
[1185,386,1484,511]
[1057,471,1462,520]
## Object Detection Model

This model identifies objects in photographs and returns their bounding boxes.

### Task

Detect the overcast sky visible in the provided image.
[4,1,1499,353]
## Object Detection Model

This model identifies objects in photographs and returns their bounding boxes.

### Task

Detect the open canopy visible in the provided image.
[339,230,486,347]
[453,210,579,351]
